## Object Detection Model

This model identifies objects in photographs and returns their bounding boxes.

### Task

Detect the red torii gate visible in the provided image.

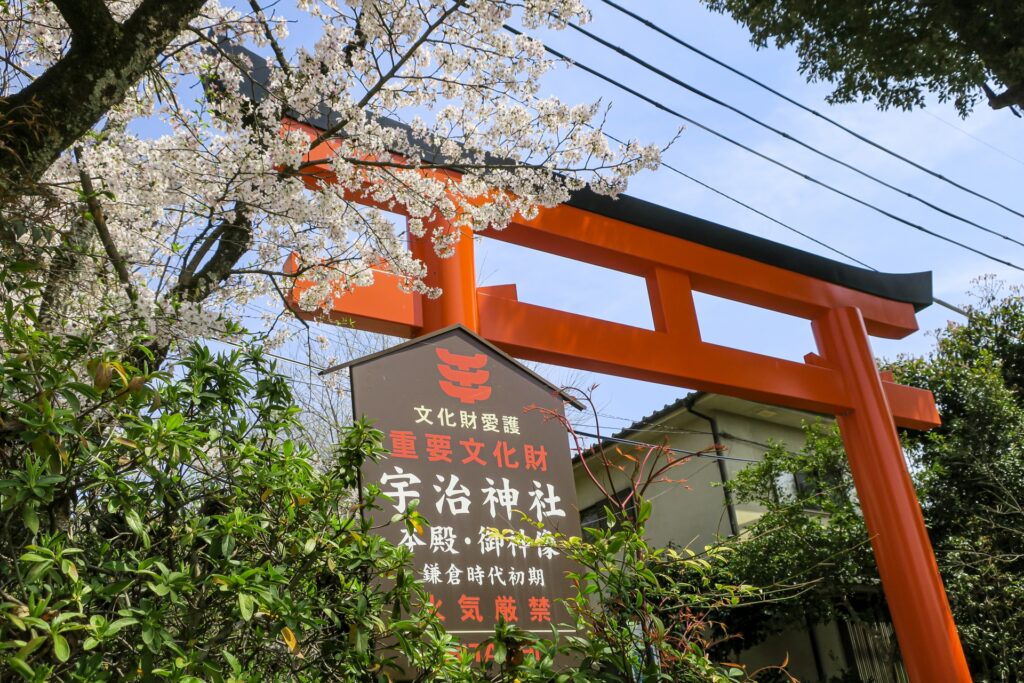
[282,116,971,681]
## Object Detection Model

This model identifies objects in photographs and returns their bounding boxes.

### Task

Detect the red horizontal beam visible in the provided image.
[476,287,938,428]
[284,255,422,337]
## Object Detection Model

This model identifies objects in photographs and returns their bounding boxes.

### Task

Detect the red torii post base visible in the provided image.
[284,117,971,681]
[814,308,968,681]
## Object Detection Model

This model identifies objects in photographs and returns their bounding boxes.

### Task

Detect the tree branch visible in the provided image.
[50,0,116,40]
[172,209,252,304]
[75,148,136,303]
[179,223,227,289]
[268,273,309,329]
[38,219,92,326]
[131,209,251,370]
[0,0,206,198]
[983,81,1024,116]
[341,10,368,70]
[306,0,467,150]
[247,0,291,76]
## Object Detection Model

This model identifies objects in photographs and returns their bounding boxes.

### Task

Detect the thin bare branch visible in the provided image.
[74,148,136,303]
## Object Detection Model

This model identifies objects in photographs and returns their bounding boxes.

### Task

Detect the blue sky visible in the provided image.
[250,1,1024,433]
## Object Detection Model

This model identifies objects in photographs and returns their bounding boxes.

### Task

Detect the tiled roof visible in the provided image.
[608,390,703,441]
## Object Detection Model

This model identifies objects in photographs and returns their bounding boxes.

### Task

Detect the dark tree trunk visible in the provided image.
[0,0,206,199]
[135,210,253,371]
[39,219,92,326]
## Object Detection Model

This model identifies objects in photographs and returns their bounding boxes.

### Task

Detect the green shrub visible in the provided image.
[1,261,762,682]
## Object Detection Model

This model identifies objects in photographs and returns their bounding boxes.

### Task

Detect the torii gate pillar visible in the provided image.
[815,307,968,682]
[411,217,479,333]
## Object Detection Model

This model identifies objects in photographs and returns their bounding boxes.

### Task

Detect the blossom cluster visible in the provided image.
[2,0,662,351]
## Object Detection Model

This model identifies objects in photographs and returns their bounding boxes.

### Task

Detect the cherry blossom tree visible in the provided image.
[0,0,661,366]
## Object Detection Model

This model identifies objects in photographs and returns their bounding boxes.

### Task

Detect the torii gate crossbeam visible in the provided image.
[284,118,971,682]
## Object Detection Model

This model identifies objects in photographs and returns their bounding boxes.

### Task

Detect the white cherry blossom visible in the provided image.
[1,0,662,355]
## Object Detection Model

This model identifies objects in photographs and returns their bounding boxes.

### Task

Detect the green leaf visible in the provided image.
[353,626,369,653]
[492,640,507,665]
[10,260,40,273]
[124,510,151,548]
[6,656,33,679]
[19,552,48,562]
[125,509,144,536]
[147,581,171,597]
[637,499,653,525]
[21,506,38,534]
[107,617,139,635]
[52,633,70,662]
[223,650,242,674]
[16,635,47,659]
[238,593,254,621]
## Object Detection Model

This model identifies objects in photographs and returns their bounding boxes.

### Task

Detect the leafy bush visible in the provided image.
[1,262,762,682]
[0,263,455,681]
[554,504,760,682]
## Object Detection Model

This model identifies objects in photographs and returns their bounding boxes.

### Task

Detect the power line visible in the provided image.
[505,76,967,317]
[214,336,329,372]
[662,160,970,316]
[504,87,876,282]
[597,0,1024,220]
[562,18,1024,250]
[580,422,786,454]
[921,110,1024,169]
[504,25,1024,275]
[658,158,875,267]
[528,79,970,319]
[603,130,970,317]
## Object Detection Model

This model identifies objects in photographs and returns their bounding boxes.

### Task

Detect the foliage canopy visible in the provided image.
[0,0,660,372]
[700,0,1024,116]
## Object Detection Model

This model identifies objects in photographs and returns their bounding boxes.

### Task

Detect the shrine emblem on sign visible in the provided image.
[344,325,583,653]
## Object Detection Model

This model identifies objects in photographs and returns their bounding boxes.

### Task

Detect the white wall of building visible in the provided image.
[572,393,852,681]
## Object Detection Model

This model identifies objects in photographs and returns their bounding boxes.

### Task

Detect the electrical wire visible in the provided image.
[580,422,800,455]
[576,105,970,317]
[596,0,1024,220]
[921,110,1024,168]
[619,141,970,316]
[562,18,1024,250]
[213,336,329,372]
[503,25,1024,275]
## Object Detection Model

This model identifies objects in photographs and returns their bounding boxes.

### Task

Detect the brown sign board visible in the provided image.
[347,325,582,658]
